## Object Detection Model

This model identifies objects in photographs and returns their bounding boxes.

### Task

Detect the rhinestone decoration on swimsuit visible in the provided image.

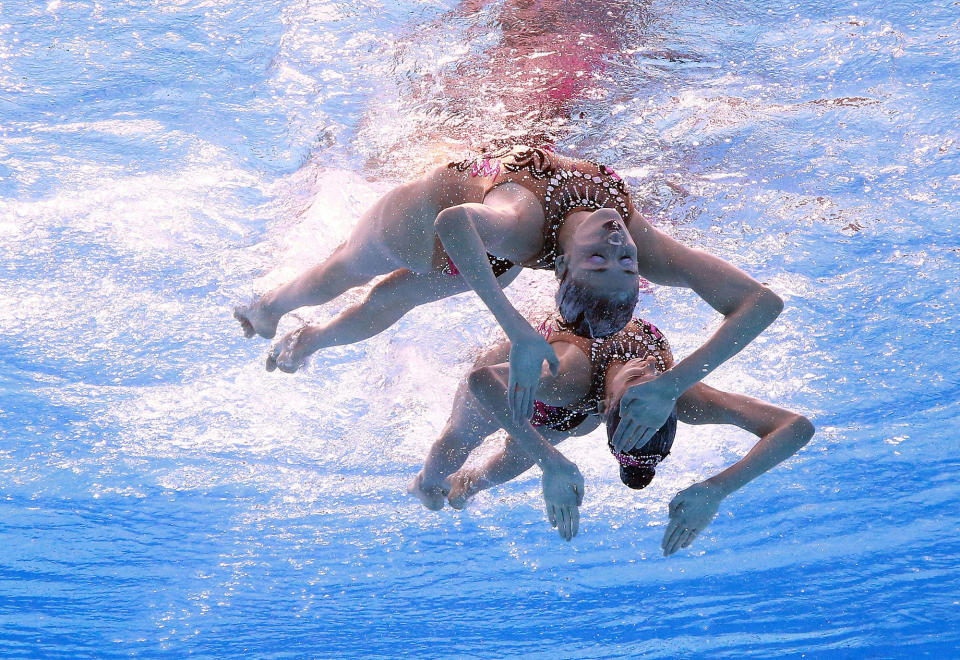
[528,314,673,432]
[448,146,635,270]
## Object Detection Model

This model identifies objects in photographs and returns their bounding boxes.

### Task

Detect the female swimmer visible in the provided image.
[410,313,813,551]
[235,145,783,435]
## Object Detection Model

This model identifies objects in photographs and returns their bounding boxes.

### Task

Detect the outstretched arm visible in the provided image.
[660,383,815,556]
[435,203,558,423]
[613,215,784,451]
[467,342,592,541]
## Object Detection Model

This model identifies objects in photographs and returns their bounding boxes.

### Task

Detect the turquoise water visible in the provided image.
[1,0,958,655]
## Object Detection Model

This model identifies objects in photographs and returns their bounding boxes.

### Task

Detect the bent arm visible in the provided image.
[436,203,560,420]
[468,343,588,540]
[661,383,814,555]
[676,383,815,497]
[435,204,533,341]
[467,341,591,469]
[630,215,784,395]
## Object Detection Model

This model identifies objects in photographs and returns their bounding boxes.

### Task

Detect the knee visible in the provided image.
[434,205,466,234]
[362,278,415,316]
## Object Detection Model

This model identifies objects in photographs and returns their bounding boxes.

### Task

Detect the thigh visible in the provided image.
[368,262,523,310]
[349,175,444,273]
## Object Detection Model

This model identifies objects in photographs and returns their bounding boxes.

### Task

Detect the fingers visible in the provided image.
[680,528,699,549]
[547,503,558,528]
[623,426,654,453]
[661,518,681,551]
[613,419,644,452]
[547,351,560,377]
[556,506,579,541]
[511,386,525,425]
[663,525,700,556]
[509,384,536,425]
[557,506,568,540]
[611,417,633,451]
[662,523,686,556]
[574,483,583,507]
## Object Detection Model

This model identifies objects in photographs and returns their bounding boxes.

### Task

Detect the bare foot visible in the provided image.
[447,470,486,510]
[233,296,281,340]
[265,325,317,373]
[407,470,448,511]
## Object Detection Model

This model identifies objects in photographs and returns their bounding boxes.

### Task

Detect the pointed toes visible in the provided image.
[233,308,255,338]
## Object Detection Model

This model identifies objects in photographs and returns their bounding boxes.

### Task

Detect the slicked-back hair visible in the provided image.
[555,272,640,338]
[605,399,678,489]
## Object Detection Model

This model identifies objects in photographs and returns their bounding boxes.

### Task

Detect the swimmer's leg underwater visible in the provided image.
[266,266,520,373]
[234,175,447,342]
[408,342,513,510]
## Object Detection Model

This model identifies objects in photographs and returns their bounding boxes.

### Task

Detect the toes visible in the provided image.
[233,308,255,338]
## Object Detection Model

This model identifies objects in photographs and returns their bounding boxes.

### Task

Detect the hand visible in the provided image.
[611,372,679,452]
[541,458,584,541]
[508,331,559,423]
[661,481,724,556]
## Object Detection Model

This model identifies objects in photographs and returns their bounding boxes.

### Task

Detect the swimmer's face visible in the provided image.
[563,209,638,294]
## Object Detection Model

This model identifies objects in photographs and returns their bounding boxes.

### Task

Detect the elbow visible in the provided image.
[434,205,466,237]
[788,414,815,448]
[752,286,784,327]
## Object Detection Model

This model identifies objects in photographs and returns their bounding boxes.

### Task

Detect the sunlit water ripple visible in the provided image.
[1,0,957,655]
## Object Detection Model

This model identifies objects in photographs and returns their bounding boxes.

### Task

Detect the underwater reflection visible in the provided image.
[357,0,656,174]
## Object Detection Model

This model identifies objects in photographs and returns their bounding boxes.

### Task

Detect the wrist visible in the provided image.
[658,368,685,396]
[538,450,570,472]
[702,475,734,499]
[505,317,536,341]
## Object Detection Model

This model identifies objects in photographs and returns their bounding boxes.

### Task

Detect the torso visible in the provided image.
[531,314,673,433]
[445,145,636,270]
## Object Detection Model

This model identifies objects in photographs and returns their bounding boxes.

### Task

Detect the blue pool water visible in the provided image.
[2,0,958,655]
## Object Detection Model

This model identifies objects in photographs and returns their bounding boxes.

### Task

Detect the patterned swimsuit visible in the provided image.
[444,145,636,276]
[529,314,673,433]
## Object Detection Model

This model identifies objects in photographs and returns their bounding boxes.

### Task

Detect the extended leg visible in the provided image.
[267,265,521,372]
[408,364,506,510]
[446,429,569,509]
[234,241,388,340]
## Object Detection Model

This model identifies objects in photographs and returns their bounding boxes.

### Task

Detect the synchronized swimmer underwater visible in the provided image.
[234,144,811,553]
[11,0,960,652]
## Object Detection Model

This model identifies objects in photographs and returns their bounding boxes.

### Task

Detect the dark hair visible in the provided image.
[605,401,678,490]
[555,272,640,338]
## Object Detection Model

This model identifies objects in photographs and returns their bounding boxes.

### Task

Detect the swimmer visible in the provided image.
[235,145,783,436]
[410,313,813,550]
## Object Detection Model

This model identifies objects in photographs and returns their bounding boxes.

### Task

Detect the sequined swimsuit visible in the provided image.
[444,145,635,276]
[529,314,673,433]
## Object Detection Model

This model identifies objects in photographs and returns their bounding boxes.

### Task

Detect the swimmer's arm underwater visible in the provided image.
[435,203,559,423]
[467,341,591,541]
[614,214,784,452]
[661,383,815,556]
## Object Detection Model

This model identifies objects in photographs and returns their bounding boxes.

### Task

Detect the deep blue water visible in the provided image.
[1,0,958,656]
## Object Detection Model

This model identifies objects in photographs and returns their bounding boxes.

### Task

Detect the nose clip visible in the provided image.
[606,232,625,246]
[603,218,626,245]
